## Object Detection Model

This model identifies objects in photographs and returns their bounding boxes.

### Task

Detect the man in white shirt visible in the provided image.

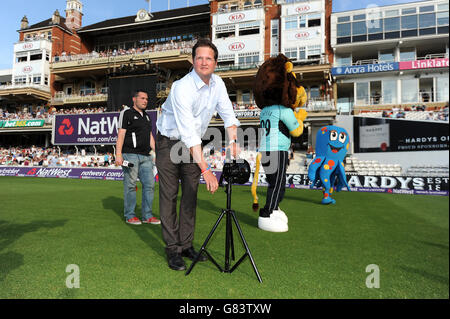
[156,39,240,271]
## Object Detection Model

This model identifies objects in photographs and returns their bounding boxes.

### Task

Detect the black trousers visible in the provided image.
[260,151,289,218]
[155,133,201,254]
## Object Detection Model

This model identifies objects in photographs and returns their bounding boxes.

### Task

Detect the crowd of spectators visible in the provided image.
[0,146,117,168]
[379,105,449,121]
[55,39,198,63]
[232,103,259,111]
[0,107,106,121]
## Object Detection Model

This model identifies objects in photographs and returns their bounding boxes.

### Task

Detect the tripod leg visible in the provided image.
[230,211,263,283]
[185,210,226,276]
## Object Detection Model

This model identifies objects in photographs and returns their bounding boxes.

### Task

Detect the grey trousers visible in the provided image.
[155,133,201,254]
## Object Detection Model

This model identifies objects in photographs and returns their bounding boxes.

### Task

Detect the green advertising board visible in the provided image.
[1,120,45,128]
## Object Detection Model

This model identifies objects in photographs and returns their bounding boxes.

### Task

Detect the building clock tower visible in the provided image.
[65,0,83,30]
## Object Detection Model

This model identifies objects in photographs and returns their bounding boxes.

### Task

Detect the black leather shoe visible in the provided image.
[181,247,208,262]
[167,252,186,271]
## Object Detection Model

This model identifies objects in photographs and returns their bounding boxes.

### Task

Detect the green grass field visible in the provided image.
[0,176,448,299]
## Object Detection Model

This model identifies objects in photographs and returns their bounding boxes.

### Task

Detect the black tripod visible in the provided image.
[185,175,262,283]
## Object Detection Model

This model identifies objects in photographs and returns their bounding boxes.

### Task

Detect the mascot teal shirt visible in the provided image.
[259,105,299,152]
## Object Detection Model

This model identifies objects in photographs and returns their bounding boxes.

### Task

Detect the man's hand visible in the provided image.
[203,170,218,194]
[115,154,124,166]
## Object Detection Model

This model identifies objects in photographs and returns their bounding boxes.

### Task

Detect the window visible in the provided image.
[400,48,416,61]
[385,10,399,18]
[284,47,297,60]
[420,5,435,13]
[238,52,259,65]
[402,15,418,29]
[241,90,252,104]
[335,54,352,67]
[385,17,400,31]
[308,14,321,27]
[338,16,350,23]
[33,75,41,85]
[438,4,448,11]
[30,53,43,61]
[352,21,367,35]
[44,76,49,86]
[420,13,436,28]
[368,19,383,33]
[356,82,369,105]
[14,76,27,85]
[379,50,395,63]
[310,86,320,99]
[436,76,449,102]
[402,79,418,103]
[353,14,366,21]
[285,16,297,30]
[437,12,449,25]
[382,80,397,104]
[16,55,27,63]
[299,47,306,60]
[47,31,52,41]
[337,23,351,37]
[308,45,321,58]
[239,22,260,36]
[299,16,306,28]
[80,81,95,95]
[402,8,416,15]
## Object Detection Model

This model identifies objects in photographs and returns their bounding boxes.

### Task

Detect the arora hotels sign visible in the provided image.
[331,62,399,75]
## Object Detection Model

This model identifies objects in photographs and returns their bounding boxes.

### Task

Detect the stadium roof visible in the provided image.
[19,17,73,34]
[78,4,210,34]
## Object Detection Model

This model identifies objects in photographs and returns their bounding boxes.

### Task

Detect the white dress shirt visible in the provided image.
[156,69,240,149]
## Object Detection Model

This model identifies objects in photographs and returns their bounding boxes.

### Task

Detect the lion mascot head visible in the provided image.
[253,53,307,110]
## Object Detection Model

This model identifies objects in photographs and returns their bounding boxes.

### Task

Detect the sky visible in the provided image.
[0,0,428,70]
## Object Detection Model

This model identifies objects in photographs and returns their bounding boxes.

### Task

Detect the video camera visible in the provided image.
[220,159,251,185]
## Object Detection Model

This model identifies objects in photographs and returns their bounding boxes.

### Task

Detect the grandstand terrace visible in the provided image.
[50,4,210,110]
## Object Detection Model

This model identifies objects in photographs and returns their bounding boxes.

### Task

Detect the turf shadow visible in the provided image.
[0,219,68,282]
[397,265,449,286]
[101,196,166,260]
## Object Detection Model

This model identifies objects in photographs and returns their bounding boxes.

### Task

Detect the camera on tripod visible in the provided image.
[221,159,251,185]
[186,156,262,283]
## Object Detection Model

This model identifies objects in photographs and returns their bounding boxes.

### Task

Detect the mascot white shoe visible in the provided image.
[258,214,288,233]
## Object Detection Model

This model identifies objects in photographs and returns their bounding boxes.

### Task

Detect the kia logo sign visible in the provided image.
[295,5,311,13]
[23,43,33,50]
[295,32,310,39]
[23,66,33,73]
[228,42,245,51]
[229,13,245,22]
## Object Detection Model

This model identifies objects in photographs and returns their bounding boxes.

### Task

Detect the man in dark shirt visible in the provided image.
[115,90,160,225]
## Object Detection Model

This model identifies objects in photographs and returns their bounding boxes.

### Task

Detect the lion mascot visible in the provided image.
[251,54,308,232]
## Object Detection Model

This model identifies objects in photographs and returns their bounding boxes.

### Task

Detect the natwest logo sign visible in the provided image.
[229,13,245,22]
[228,42,245,51]
[295,5,311,13]
[295,32,310,39]
[58,118,74,136]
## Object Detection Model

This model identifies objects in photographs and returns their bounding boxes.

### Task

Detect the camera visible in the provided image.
[221,159,251,185]
[122,160,135,168]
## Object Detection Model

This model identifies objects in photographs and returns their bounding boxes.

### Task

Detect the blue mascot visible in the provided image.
[308,126,350,204]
